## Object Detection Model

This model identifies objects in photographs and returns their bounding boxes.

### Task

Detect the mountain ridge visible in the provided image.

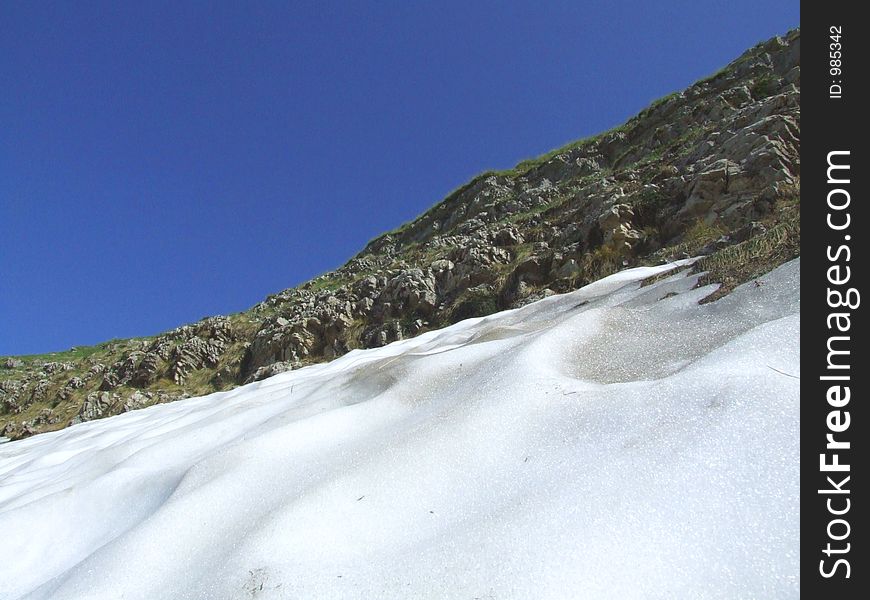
[1,29,800,440]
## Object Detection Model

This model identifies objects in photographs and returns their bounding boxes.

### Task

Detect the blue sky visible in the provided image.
[0,1,798,355]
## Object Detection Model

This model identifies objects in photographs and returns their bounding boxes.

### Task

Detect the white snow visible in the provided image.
[0,259,800,600]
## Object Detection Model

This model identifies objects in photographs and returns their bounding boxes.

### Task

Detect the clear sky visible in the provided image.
[0,1,798,356]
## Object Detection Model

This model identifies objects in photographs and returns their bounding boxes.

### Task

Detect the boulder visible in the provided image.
[78,391,115,422]
[597,204,641,253]
[245,361,297,384]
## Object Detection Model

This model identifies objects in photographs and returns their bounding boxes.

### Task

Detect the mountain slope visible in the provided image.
[0,30,800,440]
[0,258,801,599]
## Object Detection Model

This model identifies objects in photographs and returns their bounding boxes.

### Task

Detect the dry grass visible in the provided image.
[694,214,800,303]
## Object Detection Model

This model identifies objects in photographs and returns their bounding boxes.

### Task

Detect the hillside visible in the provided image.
[0,30,800,440]
[0,259,801,598]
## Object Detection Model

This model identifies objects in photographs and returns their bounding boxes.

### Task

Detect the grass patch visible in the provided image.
[635,91,680,121]
[750,73,779,98]
[579,245,625,283]
[683,219,727,249]
[1,343,106,365]
[694,215,800,303]
[450,287,500,323]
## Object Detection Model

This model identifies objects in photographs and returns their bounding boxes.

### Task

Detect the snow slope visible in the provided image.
[0,260,800,600]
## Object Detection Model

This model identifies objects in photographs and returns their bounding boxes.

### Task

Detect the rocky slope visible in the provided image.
[0,30,800,440]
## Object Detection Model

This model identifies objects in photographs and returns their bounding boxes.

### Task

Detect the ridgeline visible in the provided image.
[1,30,800,440]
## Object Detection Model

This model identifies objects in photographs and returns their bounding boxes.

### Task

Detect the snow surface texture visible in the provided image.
[0,260,800,600]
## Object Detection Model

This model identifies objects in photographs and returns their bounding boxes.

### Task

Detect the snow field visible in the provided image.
[0,259,800,599]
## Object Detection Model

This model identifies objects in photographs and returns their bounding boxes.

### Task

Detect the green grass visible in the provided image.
[684,218,726,248]
[635,91,680,121]
[304,274,350,294]
[1,343,105,364]
[450,287,500,322]
[494,123,634,178]
[750,73,779,98]
[693,65,731,87]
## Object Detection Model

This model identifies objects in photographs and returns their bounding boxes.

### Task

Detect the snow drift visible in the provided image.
[0,260,800,599]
